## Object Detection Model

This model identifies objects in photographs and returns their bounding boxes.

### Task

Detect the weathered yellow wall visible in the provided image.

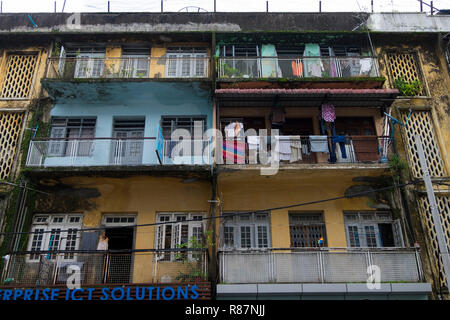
[58,175,211,283]
[375,40,450,175]
[150,46,166,78]
[0,46,50,109]
[105,46,122,76]
[218,168,388,248]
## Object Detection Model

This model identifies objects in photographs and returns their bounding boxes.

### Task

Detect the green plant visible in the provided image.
[174,231,214,282]
[394,78,422,96]
[388,153,409,183]
[220,62,243,78]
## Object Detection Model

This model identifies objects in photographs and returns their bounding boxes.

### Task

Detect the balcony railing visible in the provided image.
[220,136,391,165]
[26,138,212,167]
[45,57,211,80]
[1,250,208,286]
[219,248,424,284]
[217,56,380,79]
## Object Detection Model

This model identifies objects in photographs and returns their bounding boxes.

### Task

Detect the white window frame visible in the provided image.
[155,212,205,261]
[344,211,403,248]
[221,212,271,249]
[74,53,105,78]
[26,214,83,262]
[165,53,207,78]
[120,55,149,78]
[102,214,137,227]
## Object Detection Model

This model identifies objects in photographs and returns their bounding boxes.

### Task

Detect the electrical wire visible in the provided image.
[0,180,419,237]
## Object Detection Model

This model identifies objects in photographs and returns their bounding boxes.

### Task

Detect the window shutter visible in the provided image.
[155,225,165,260]
[80,231,99,251]
[392,219,405,247]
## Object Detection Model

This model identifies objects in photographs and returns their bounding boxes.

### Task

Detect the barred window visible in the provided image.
[289,213,327,248]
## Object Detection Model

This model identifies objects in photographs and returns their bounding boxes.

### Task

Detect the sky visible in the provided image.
[0,0,449,13]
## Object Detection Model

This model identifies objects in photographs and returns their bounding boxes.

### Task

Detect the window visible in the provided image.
[221,212,270,249]
[289,213,327,248]
[111,118,145,165]
[155,213,205,261]
[0,54,38,98]
[49,117,96,157]
[160,116,206,161]
[120,46,150,78]
[344,211,404,248]
[165,47,207,78]
[27,214,83,261]
[64,46,106,79]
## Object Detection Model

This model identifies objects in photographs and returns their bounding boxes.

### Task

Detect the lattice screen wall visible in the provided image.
[401,110,446,178]
[0,112,24,180]
[386,52,426,96]
[418,195,450,287]
[0,54,38,98]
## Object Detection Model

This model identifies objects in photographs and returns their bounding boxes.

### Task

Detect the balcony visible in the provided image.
[45,57,211,80]
[1,250,208,287]
[219,136,391,166]
[219,248,424,284]
[217,56,380,84]
[25,138,212,168]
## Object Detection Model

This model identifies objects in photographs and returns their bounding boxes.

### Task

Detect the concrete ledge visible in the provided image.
[391,283,432,293]
[217,283,432,299]
[303,284,347,294]
[217,284,258,296]
[257,284,302,294]
[346,283,391,293]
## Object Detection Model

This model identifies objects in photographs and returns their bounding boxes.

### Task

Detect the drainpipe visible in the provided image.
[210,170,218,299]
[5,178,25,254]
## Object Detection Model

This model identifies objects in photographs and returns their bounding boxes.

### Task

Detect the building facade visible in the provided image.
[0,12,449,300]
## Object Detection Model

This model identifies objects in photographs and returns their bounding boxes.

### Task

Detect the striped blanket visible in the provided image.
[223,140,245,164]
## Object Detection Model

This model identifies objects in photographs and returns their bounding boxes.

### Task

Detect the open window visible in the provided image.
[344,211,404,248]
[27,214,83,262]
[120,46,150,78]
[155,213,205,261]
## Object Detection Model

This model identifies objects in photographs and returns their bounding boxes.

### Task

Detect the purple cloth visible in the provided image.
[322,104,336,122]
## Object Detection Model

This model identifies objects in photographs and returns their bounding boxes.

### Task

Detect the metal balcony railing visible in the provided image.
[220,136,392,165]
[45,57,211,80]
[1,250,208,286]
[217,56,380,79]
[26,138,212,167]
[219,248,424,284]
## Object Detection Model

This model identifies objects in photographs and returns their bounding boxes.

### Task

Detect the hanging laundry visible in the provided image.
[247,136,259,164]
[359,58,373,75]
[271,106,285,125]
[276,136,291,161]
[321,104,336,123]
[223,121,245,164]
[330,135,347,163]
[289,135,303,162]
[224,121,244,138]
[261,44,278,78]
[291,60,303,77]
[309,135,329,153]
[303,43,323,77]
[223,140,245,164]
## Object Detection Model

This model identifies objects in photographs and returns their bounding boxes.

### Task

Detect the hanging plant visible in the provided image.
[394,78,423,96]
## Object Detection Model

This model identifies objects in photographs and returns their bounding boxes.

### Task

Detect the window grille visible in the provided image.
[0,112,24,180]
[1,54,38,98]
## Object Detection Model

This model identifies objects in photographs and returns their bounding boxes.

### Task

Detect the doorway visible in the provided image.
[103,216,136,284]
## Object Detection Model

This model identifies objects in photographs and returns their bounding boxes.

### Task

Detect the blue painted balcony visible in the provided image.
[25,137,212,168]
